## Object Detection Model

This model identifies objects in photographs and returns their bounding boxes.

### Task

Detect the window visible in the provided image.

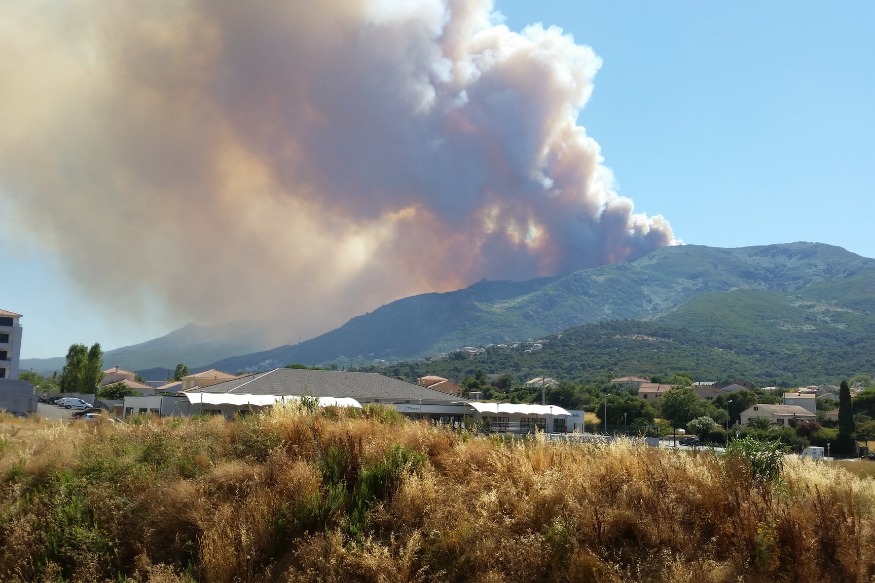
[0,368,5,378]
[0,333,8,343]
[0,351,7,361]
[553,418,567,433]
[0,317,13,327]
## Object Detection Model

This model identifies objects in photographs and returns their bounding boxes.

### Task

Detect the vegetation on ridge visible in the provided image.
[1,408,875,582]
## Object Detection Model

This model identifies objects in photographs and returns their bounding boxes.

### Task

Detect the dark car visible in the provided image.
[72,407,102,418]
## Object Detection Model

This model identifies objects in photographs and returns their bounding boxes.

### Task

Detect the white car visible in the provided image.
[82,412,113,422]
[64,398,93,410]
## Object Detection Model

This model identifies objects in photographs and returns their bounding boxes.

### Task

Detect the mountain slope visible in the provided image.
[21,320,276,375]
[206,242,875,373]
[390,282,875,386]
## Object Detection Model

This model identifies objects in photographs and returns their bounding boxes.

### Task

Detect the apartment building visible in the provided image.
[0,309,23,380]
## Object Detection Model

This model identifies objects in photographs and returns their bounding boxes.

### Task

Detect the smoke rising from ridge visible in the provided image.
[0,0,675,344]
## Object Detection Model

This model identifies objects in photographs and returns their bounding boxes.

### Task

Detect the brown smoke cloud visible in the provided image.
[0,0,674,344]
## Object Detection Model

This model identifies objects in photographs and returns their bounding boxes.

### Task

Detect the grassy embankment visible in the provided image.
[1,407,874,582]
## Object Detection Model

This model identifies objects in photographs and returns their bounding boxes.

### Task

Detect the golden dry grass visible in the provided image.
[0,407,874,582]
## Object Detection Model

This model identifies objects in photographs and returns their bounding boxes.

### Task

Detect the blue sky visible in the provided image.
[496,1,875,255]
[3,1,874,359]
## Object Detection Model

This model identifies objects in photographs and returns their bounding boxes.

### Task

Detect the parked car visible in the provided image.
[679,437,701,447]
[82,412,114,423]
[54,397,74,407]
[64,398,94,410]
[71,407,102,418]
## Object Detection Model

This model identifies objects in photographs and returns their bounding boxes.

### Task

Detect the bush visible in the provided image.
[725,436,785,486]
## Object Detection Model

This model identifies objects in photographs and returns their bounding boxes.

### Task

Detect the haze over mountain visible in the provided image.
[22,241,874,380]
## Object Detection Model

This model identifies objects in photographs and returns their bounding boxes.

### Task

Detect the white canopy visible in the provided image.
[183,393,362,408]
[467,402,571,417]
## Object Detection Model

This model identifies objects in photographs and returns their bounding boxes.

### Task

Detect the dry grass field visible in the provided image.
[1,406,874,582]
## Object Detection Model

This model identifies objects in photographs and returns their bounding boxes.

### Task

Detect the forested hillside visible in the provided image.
[206,242,875,374]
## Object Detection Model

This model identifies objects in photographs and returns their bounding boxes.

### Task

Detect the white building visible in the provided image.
[0,309,23,380]
[783,392,817,415]
[741,404,816,426]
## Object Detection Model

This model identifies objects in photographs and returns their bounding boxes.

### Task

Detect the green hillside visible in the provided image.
[386,285,875,387]
[208,242,875,375]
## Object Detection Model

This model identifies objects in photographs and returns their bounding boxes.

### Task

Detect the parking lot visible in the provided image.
[36,402,77,421]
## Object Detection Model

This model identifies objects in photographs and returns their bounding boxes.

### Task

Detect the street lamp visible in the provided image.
[604,393,608,434]
[624,412,627,434]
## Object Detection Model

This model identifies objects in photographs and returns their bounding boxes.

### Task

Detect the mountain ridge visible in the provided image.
[203,241,874,374]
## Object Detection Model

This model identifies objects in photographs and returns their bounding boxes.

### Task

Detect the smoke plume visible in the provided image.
[0,0,674,344]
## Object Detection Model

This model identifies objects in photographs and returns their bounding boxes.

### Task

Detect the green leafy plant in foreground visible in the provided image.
[726,436,785,486]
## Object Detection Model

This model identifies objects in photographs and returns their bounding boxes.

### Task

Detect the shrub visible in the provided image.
[725,436,785,486]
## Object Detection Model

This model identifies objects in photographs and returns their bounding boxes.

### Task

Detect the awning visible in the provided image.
[183,393,362,408]
[466,402,571,416]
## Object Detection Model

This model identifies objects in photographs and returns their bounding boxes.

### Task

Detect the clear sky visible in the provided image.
[2,1,873,359]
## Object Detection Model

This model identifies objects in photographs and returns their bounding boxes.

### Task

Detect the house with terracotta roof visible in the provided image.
[417,375,462,396]
[181,369,238,391]
[100,366,138,386]
[635,383,677,401]
[0,309,23,381]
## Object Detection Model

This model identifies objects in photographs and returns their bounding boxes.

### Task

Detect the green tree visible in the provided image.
[687,415,716,436]
[59,343,103,394]
[715,390,757,425]
[668,373,693,387]
[173,363,190,381]
[853,389,875,418]
[836,380,856,455]
[19,370,59,394]
[659,387,709,429]
[747,416,774,431]
[97,382,138,400]
[491,373,514,391]
[855,419,875,444]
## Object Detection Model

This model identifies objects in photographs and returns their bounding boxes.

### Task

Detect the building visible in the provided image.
[0,309,36,415]
[635,383,676,401]
[417,375,462,396]
[783,392,816,415]
[611,376,651,389]
[740,404,816,426]
[0,309,23,380]
[181,369,238,391]
[525,377,559,389]
[100,366,138,386]
[183,368,571,433]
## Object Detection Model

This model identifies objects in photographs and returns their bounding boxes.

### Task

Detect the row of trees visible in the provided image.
[23,342,192,399]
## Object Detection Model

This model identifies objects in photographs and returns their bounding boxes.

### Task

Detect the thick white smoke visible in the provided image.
[0,0,674,344]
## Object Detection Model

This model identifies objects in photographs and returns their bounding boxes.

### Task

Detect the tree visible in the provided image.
[687,416,717,436]
[173,363,190,381]
[715,390,757,425]
[659,387,709,429]
[19,370,59,394]
[854,419,875,444]
[59,343,103,394]
[853,389,875,418]
[97,382,138,400]
[836,380,856,456]
[747,416,774,431]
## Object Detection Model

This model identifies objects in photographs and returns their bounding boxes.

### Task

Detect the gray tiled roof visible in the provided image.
[190,368,466,404]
